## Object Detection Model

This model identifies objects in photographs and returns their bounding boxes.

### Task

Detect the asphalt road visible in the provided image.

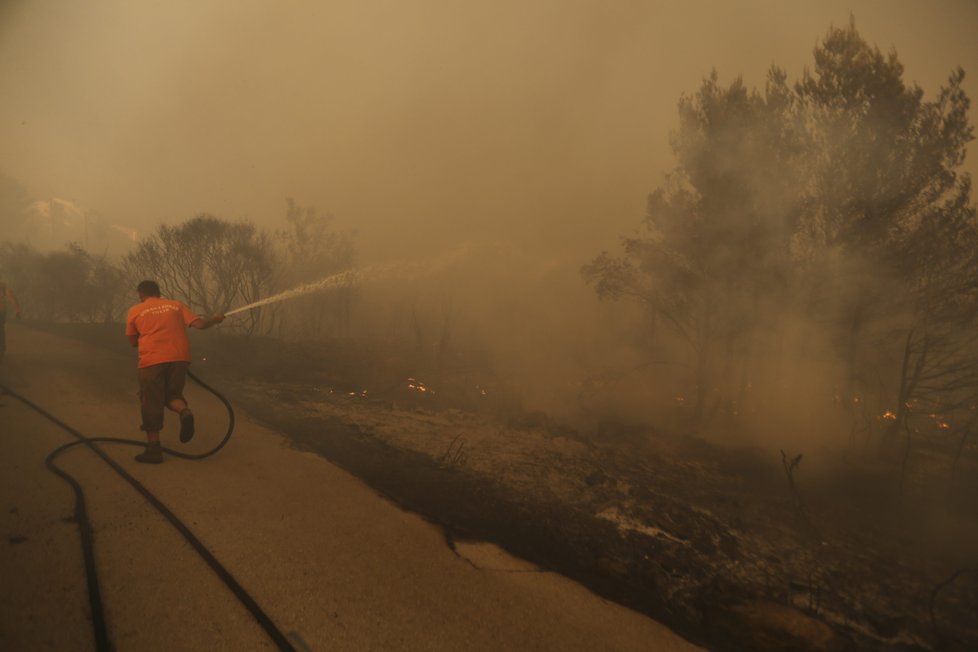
[0,322,701,651]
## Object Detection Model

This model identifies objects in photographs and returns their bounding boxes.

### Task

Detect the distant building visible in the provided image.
[25,198,137,254]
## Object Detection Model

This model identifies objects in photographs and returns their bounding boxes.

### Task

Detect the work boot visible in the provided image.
[135,443,164,464]
[179,408,195,443]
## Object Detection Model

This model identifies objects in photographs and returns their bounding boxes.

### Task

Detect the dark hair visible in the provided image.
[137,280,161,297]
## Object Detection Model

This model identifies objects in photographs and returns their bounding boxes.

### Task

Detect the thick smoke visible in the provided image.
[0,1,976,448]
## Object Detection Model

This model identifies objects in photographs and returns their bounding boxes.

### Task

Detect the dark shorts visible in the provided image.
[137,361,188,432]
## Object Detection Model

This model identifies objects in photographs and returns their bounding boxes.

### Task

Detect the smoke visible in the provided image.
[2,1,977,447]
[2,1,974,252]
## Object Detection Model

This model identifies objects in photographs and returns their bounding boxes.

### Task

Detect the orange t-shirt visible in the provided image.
[125,297,200,368]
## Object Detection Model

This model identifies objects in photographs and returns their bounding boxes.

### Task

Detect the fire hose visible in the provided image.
[0,371,296,652]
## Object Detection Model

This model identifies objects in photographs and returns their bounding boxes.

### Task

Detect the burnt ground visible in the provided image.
[33,323,978,651]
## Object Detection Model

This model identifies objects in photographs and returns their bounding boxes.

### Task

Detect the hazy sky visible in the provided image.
[1,0,977,262]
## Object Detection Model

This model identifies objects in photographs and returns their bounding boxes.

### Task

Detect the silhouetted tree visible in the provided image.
[0,242,128,322]
[794,20,976,443]
[584,18,977,445]
[583,68,807,423]
[882,211,978,455]
[124,215,275,334]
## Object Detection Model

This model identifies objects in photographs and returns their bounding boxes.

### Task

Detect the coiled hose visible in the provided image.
[1,370,296,652]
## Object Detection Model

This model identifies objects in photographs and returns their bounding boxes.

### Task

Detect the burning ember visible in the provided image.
[348,390,368,398]
[881,410,897,420]
[407,378,434,395]
[926,412,952,429]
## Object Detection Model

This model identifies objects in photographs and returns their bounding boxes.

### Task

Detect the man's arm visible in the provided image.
[190,313,226,330]
[128,334,139,348]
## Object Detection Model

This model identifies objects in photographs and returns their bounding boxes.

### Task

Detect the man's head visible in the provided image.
[137,280,161,300]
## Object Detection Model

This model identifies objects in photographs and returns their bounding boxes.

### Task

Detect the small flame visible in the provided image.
[881,410,896,420]
[406,377,433,395]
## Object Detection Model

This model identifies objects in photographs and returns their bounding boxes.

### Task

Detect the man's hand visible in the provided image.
[190,313,225,330]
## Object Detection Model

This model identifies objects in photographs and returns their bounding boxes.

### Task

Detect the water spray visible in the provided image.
[225,247,470,317]
[225,269,362,316]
